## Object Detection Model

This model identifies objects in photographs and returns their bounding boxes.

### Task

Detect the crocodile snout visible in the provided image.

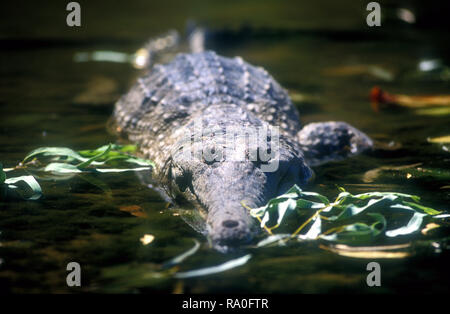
[208,214,254,253]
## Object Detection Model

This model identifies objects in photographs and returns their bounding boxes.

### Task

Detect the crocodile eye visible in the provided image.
[202,146,223,166]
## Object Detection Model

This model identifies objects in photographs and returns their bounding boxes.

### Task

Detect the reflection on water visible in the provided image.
[0,0,449,293]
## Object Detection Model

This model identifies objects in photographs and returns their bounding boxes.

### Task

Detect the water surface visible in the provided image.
[0,0,449,293]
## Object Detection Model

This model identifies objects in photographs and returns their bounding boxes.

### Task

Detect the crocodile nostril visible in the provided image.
[222,220,239,228]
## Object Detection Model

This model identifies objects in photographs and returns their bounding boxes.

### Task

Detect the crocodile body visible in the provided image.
[114,50,373,252]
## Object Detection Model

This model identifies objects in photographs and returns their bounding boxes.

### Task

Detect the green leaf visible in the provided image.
[44,163,82,173]
[6,144,155,200]
[300,215,322,240]
[250,184,327,230]
[248,185,442,247]
[296,198,326,210]
[401,201,441,215]
[76,143,112,168]
[95,167,152,173]
[320,213,386,244]
[79,144,137,156]
[23,147,87,164]
[21,144,154,176]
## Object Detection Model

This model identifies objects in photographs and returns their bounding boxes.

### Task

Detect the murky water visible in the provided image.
[1,1,449,293]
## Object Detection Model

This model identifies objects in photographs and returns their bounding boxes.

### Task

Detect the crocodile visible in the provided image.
[113,34,373,252]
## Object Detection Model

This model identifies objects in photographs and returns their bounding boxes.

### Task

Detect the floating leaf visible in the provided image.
[76,143,112,168]
[248,185,444,247]
[44,163,82,173]
[24,146,87,164]
[300,215,322,240]
[319,244,411,259]
[162,239,201,269]
[74,51,131,63]
[249,184,328,232]
[320,213,386,244]
[428,135,450,144]
[95,167,152,173]
[414,107,450,116]
[20,144,154,176]
[4,175,42,200]
[322,191,422,221]
[434,214,450,219]
[174,254,252,279]
[255,234,291,247]
[386,212,427,237]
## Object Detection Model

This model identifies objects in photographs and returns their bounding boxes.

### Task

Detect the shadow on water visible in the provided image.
[0,0,449,293]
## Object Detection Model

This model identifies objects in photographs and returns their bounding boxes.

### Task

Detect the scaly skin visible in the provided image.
[113,51,372,252]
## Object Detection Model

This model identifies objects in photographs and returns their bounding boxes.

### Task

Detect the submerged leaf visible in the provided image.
[401,201,441,215]
[162,239,201,269]
[248,185,443,248]
[249,184,328,231]
[174,254,252,279]
[95,167,152,173]
[78,144,137,156]
[319,244,411,259]
[255,234,291,247]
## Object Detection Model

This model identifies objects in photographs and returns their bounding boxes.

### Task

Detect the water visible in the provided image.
[0,0,449,293]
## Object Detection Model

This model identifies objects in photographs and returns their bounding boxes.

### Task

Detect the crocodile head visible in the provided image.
[166,105,313,252]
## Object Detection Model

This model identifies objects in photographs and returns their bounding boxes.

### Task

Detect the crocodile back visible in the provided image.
[114,51,302,166]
